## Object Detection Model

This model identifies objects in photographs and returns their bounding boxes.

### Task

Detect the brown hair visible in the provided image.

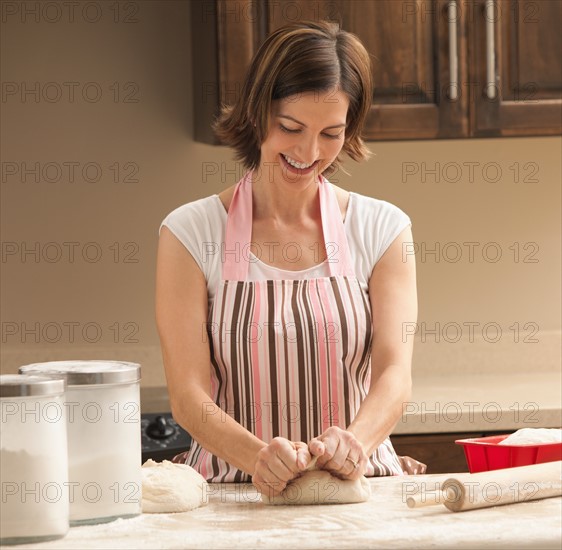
[213,20,373,176]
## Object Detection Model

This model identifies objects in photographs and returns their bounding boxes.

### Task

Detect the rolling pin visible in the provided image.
[406,461,562,512]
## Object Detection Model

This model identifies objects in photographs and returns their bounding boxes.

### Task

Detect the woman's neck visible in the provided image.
[251,169,321,225]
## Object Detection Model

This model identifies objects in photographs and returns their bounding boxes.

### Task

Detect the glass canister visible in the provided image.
[0,374,69,545]
[19,360,142,525]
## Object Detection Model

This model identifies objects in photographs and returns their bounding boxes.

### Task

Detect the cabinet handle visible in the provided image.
[448,0,458,100]
[485,0,496,99]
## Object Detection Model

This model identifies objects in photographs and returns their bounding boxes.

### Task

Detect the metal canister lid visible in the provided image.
[19,360,141,386]
[0,374,65,398]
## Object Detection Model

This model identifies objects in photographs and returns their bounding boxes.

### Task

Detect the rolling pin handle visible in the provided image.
[406,491,443,509]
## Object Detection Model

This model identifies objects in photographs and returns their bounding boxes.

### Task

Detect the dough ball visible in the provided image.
[499,428,562,446]
[141,459,208,513]
[263,470,371,505]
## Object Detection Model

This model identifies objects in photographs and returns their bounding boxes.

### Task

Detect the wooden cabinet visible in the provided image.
[471,0,562,136]
[191,0,561,142]
[391,430,550,474]
[391,432,476,474]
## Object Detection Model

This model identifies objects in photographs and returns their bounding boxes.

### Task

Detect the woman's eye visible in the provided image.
[279,124,342,139]
[280,125,301,134]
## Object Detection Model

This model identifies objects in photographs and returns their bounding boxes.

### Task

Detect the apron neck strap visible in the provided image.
[223,171,354,280]
[318,173,355,278]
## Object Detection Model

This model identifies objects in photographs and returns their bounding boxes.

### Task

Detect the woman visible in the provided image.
[156,20,425,498]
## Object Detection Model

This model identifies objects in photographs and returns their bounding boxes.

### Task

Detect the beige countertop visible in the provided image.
[141,370,562,435]
[394,371,562,434]
[14,475,562,549]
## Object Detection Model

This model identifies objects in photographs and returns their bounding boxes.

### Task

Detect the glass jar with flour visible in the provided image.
[0,374,69,545]
[19,360,142,525]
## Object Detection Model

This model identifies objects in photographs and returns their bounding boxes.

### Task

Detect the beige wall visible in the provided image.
[1,2,560,386]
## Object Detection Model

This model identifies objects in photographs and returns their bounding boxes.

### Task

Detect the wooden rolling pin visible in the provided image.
[406,461,562,512]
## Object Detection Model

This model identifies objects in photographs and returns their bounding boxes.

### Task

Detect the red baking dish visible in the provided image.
[455,434,562,473]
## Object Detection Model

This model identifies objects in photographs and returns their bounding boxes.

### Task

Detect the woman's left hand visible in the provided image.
[308,427,368,480]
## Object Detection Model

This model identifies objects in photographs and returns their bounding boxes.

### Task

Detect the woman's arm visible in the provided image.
[309,225,417,477]
[347,224,417,453]
[156,227,265,474]
[156,227,309,493]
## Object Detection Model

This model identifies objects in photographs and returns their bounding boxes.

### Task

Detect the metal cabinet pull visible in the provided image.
[448,0,458,100]
[485,0,496,99]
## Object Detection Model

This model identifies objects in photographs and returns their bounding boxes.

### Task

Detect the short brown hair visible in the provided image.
[213,20,373,176]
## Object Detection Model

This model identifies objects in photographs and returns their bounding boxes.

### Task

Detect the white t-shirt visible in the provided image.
[160,191,411,306]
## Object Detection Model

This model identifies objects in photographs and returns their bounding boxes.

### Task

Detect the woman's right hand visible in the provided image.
[252,437,312,497]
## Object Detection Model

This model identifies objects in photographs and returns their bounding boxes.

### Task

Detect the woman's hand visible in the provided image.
[308,427,368,480]
[252,437,311,497]
[399,455,427,475]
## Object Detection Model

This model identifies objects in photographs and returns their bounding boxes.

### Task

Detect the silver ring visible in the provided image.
[346,457,359,469]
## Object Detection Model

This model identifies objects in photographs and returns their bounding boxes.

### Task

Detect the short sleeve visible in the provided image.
[345,194,412,282]
[159,197,223,282]
[371,200,412,266]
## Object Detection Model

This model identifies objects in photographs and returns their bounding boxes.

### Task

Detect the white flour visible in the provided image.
[0,449,68,541]
[499,428,562,446]
[68,454,141,523]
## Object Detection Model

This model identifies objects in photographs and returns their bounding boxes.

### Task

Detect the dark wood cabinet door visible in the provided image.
[391,432,476,474]
[267,0,469,139]
[190,0,561,142]
[190,0,266,144]
[470,0,562,136]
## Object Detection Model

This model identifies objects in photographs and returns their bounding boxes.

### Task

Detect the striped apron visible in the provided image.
[173,172,404,481]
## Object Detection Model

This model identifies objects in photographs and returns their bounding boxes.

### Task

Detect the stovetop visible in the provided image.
[141,412,192,462]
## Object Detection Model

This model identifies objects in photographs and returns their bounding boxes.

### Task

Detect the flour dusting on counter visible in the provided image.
[9,476,562,550]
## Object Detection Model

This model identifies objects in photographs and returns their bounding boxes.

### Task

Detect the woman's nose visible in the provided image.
[296,136,320,164]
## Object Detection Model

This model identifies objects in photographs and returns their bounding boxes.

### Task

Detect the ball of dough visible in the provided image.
[141,459,208,513]
[263,470,371,505]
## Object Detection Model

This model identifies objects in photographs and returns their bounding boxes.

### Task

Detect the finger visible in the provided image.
[326,435,353,470]
[308,438,325,457]
[295,444,312,470]
[270,450,298,479]
[255,478,285,498]
[260,459,287,484]
[345,455,361,474]
[349,455,368,479]
[316,436,341,469]
[267,438,302,476]
[253,467,285,498]
[256,447,295,485]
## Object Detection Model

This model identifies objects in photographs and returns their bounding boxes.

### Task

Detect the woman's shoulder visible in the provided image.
[216,185,235,214]
[328,182,409,224]
[346,189,411,222]
[328,183,351,221]
[343,190,412,270]
[162,193,226,227]
[159,194,225,273]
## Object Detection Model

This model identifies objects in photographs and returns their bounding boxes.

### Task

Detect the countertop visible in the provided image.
[141,371,562,434]
[14,474,562,550]
[395,371,562,434]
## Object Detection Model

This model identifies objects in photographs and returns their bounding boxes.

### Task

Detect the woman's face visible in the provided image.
[259,89,349,186]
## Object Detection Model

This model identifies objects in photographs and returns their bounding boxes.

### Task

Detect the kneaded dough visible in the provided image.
[498,428,562,446]
[141,459,208,513]
[262,458,371,506]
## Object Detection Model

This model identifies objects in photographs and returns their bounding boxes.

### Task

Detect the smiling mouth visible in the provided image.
[280,154,319,173]
[281,154,316,169]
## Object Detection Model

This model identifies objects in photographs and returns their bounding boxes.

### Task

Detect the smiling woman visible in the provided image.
[213,20,372,178]
[263,91,349,182]
[156,20,426,500]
